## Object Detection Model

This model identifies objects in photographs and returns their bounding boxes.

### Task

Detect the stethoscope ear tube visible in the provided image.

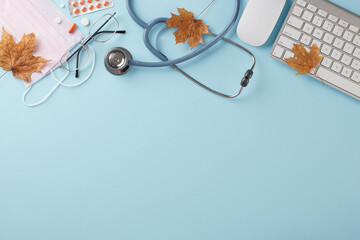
[171,34,255,99]
[125,0,241,67]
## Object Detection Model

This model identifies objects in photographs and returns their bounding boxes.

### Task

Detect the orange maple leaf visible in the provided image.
[285,43,324,75]
[165,8,210,49]
[0,27,50,82]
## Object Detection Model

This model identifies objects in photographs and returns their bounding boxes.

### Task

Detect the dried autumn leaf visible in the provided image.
[165,8,210,49]
[0,27,50,82]
[285,43,323,75]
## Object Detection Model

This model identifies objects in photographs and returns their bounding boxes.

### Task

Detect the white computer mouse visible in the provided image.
[237,0,286,46]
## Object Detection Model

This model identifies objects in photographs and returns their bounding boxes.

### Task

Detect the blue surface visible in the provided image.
[1,0,360,239]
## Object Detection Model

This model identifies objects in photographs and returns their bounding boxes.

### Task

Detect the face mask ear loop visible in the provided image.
[22,69,70,107]
[23,45,95,107]
[52,45,96,87]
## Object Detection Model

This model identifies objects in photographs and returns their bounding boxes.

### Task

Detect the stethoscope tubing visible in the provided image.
[125,0,241,67]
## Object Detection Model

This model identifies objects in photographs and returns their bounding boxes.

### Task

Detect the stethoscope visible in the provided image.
[104,0,256,98]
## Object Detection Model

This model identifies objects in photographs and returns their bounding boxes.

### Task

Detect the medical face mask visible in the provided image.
[0,0,94,106]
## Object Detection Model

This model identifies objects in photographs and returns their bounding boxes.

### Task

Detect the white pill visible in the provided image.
[60,3,65,8]
[81,18,90,26]
[55,17,62,24]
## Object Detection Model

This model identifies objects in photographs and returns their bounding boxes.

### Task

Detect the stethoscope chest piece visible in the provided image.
[104,47,132,75]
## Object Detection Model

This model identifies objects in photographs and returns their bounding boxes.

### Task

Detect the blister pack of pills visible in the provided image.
[68,0,114,17]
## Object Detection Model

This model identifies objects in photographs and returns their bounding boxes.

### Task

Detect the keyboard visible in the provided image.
[270,0,360,100]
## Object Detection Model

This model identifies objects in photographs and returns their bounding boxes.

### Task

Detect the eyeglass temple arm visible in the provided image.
[75,30,126,78]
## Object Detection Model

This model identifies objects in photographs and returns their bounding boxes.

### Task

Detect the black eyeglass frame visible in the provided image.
[75,30,126,77]
[59,12,126,77]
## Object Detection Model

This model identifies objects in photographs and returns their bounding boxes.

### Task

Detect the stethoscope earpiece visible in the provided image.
[104,47,132,75]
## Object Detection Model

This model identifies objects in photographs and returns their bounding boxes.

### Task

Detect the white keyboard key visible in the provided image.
[300,34,312,45]
[352,72,360,82]
[321,57,333,68]
[288,16,304,29]
[328,14,338,22]
[333,38,344,49]
[343,31,354,42]
[312,16,323,27]
[353,48,360,59]
[292,6,303,17]
[317,67,360,96]
[321,44,332,55]
[307,4,317,12]
[318,9,328,18]
[296,0,306,7]
[278,36,297,50]
[353,36,360,47]
[283,51,295,60]
[332,26,343,37]
[331,62,342,72]
[349,25,359,33]
[313,28,324,39]
[283,26,302,40]
[351,59,360,71]
[302,11,313,22]
[312,39,322,48]
[343,43,355,54]
[331,49,342,60]
[272,46,285,58]
[303,23,314,34]
[338,20,349,28]
[341,67,352,78]
[323,21,334,32]
[323,33,334,44]
[341,54,352,65]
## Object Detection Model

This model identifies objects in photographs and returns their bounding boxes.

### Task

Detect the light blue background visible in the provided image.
[1,0,360,239]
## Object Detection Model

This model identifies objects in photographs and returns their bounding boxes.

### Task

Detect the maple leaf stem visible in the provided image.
[0,71,9,80]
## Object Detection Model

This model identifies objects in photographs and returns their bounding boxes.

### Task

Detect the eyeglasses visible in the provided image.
[60,13,125,77]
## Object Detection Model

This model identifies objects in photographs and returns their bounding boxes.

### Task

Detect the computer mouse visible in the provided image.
[237,0,286,46]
